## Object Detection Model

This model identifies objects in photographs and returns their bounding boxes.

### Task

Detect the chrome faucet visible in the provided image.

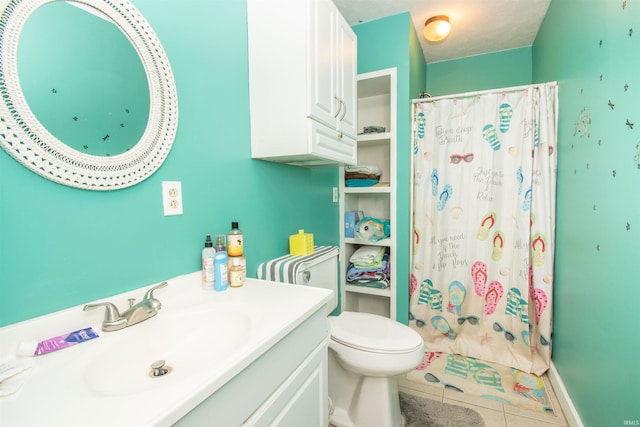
[83,282,168,332]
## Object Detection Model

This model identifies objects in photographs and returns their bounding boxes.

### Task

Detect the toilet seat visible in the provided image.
[330,311,423,354]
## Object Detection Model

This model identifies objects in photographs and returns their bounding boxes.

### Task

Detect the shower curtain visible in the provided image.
[409,84,557,375]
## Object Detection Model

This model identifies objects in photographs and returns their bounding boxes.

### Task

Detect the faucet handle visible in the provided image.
[144,281,168,300]
[83,302,121,323]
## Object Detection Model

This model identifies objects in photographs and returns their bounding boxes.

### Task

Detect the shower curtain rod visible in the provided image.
[412,81,558,104]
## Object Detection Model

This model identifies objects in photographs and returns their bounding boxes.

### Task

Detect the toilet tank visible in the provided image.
[257,246,339,313]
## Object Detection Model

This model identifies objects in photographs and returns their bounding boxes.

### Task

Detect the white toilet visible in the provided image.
[257,247,424,427]
[328,311,424,427]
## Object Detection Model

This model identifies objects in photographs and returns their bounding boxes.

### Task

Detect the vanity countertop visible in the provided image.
[0,272,332,427]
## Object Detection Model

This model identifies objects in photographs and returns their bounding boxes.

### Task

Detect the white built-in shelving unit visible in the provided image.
[339,68,397,320]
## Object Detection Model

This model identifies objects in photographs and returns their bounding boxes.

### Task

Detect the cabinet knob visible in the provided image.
[338,131,343,139]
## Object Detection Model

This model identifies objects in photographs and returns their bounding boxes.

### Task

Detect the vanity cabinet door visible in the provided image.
[244,342,328,427]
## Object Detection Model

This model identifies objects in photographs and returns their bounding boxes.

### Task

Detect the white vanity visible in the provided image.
[0,273,332,426]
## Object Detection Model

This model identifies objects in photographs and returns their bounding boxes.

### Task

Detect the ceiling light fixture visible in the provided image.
[423,15,451,43]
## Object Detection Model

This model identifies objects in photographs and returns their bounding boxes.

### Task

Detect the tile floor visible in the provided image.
[397,373,569,427]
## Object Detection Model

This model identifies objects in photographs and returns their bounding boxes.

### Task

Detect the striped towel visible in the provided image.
[257,246,339,284]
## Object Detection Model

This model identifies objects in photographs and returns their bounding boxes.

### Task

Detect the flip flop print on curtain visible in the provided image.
[447,280,466,316]
[517,165,533,212]
[483,124,501,151]
[531,233,546,266]
[410,273,419,297]
[431,315,457,340]
[470,262,504,314]
[522,186,532,211]
[505,288,529,324]
[430,168,439,196]
[477,212,497,240]
[516,167,524,195]
[417,111,426,139]
[420,353,505,394]
[417,279,443,311]
[491,230,505,261]
[484,281,504,315]
[525,266,549,326]
[481,102,513,152]
[471,261,488,296]
[531,288,548,325]
[415,351,442,370]
[429,168,453,211]
[499,103,513,133]
[437,184,453,212]
[512,369,547,404]
[444,354,504,392]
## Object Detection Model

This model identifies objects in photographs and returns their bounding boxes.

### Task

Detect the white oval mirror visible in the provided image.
[0,0,178,190]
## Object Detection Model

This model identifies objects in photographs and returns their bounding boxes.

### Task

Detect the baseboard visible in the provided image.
[548,361,584,427]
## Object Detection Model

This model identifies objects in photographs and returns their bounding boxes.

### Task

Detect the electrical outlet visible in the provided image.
[332,187,338,203]
[162,181,183,216]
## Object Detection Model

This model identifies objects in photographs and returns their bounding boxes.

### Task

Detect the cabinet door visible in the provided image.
[308,0,337,128]
[336,13,357,139]
[310,120,356,165]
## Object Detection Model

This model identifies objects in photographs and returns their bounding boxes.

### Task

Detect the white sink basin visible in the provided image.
[0,273,332,427]
[84,304,253,396]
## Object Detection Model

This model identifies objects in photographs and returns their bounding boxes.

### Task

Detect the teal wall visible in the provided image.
[353,12,426,323]
[0,0,339,326]
[427,48,532,96]
[423,1,639,425]
[533,1,640,426]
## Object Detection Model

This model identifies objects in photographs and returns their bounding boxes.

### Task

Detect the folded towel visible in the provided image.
[346,252,390,286]
[345,172,381,180]
[345,165,382,175]
[350,245,386,264]
[346,179,379,187]
[348,280,389,289]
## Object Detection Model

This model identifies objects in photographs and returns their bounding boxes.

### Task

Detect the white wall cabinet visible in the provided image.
[339,68,397,320]
[247,0,358,166]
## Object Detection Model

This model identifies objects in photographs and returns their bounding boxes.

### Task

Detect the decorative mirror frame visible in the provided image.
[0,0,178,190]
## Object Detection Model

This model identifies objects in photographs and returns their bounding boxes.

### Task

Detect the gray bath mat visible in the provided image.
[399,392,485,427]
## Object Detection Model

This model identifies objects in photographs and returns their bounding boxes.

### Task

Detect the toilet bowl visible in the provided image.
[328,311,424,427]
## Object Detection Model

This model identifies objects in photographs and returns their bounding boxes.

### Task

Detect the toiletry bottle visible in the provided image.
[214,250,228,291]
[229,264,245,287]
[214,234,226,252]
[227,221,243,257]
[202,234,215,290]
[228,254,247,285]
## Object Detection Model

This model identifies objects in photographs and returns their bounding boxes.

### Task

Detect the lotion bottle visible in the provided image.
[202,234,215,290]
[227,222,243,257]
[214,250,228,291]
[228,254,247,283]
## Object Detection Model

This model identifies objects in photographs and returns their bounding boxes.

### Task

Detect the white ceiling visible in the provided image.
[333,0,552,64]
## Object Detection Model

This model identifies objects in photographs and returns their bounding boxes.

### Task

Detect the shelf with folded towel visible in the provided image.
[344,284,391,297]
[343,185,391,194]
[344,237,391,246]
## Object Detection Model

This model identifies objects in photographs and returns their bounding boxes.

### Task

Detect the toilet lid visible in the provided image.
[329,311,423,353]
